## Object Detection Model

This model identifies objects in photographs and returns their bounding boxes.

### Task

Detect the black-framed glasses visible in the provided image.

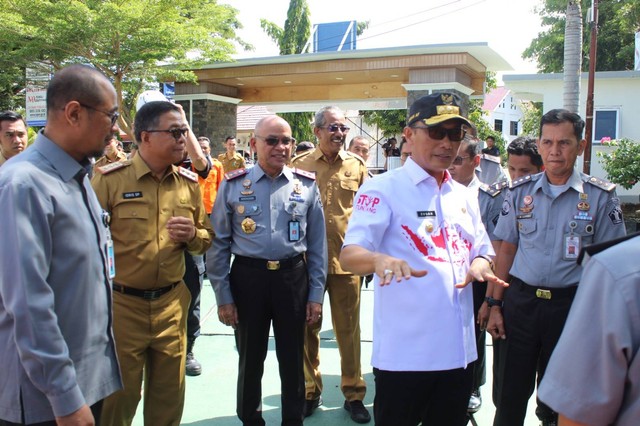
[255,135,296,146]
[412,126,466,142]
[78,102,119,126]
[452,155,472,165]
[146,128,189,140]
[321,123,350,133]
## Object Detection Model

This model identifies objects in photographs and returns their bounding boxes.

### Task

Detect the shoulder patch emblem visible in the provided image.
[225,168,249,181]
[178,166,198,182]
[292,168,316,180]
[586,176,616,192]
[97,160,130,175]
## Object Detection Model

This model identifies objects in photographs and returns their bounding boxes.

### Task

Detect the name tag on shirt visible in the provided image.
[123,191,142,199]
[417,211,436,218]
[289,221,300,242]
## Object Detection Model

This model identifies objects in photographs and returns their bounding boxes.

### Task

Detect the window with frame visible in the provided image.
[510,121,518,136]
[594,109,619,142]
[494,119,503,133]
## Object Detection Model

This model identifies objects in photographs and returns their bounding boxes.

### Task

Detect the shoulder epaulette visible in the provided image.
[509,174,535,189]
[178,166,198,182]
[291,150,313,162]
[481,153,501,164]
[292,168,316,180]
[480,179,508,197]
[224,168,249,181]
[585,175,616,192]
[97,160,131,175]
[345,150,367,166]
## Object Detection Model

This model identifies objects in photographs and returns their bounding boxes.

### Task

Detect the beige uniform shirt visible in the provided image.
[0,150,8,167]
[218,152,246,173]
[291,149,367,274]
[91,154,214,289]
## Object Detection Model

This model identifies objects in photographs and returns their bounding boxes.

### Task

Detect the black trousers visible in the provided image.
[231,257,308,426]
[493,278,577,426]
[373,366,473,426]
[1,400,103,426]
[470,280,487,391]
[183,251,204,343]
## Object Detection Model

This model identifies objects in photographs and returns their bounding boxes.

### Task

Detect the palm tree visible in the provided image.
[563,0,583,113]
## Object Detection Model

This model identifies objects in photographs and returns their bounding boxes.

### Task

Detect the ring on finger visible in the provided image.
[383,269,393,276]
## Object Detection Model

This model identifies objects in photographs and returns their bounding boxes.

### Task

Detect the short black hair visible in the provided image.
[46,64,110,112]
[134,101,180,143]
[225,136,236,142]
[0,110,26,128]
[486,135,495,142]
[507,136,543,168]
[540,109,585,141]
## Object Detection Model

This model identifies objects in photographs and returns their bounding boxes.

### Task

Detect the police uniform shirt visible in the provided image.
[538,234,640,425]
[478,180,508,241]
[494,168,626,287]
[291,148,368,274]
[342,157,494,371]
[91,153,214,289]
[207,164,327,306]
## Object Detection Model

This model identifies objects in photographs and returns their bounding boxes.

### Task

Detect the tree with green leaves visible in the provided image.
[0,0,249,138]
[261,1,370,143]
[524,0,640,73]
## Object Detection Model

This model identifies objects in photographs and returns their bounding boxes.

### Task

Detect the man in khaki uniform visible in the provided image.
[93,136,127,171]
[92,100,213,426]
[217,136,245,173]
[291,106,370,423]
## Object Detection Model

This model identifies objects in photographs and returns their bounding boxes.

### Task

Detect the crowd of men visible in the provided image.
[0,64,638,426]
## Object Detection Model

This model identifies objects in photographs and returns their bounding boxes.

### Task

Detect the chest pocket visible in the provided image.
[339,179,359,192]
[568,221,595,246]
[174,207,194,221]
[117,203,150,241]
[517,218,537,248]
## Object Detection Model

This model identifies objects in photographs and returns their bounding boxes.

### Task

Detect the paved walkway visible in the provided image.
[133,281,540,425]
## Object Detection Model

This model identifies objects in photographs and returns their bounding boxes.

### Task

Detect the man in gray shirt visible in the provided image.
[539,232,640,426]
[207,115,327,426]
[0,64,122,425]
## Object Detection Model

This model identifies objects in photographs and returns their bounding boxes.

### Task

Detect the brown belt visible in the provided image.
[112,282,180,300]
[234,254,304,271]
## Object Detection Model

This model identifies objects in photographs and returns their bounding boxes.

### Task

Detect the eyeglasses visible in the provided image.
[412,126,466,142]
[321,124,350,133]
[78,102,120,126]
[146,128,189,140]
[452,155,472,165]
[255,135,296,146]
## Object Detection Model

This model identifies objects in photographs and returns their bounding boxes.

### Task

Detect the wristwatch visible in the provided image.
[485,296,503,308]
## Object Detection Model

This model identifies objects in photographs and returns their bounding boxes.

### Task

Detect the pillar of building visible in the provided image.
[175,82,241,155]
[402,68,475,118]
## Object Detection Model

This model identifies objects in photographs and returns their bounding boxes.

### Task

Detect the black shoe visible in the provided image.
[468,388,482,412]
[344,400,371,424]
[541,420,558,426]
[303,397,322,418]
[185,352,202,376]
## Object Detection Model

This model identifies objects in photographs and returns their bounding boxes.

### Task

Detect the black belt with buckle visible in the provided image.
[112,282,180,300]
[234,254,304,271]
[511,277,578,300]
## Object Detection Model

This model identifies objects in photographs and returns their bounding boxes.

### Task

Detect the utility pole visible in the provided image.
[584,0,598,174]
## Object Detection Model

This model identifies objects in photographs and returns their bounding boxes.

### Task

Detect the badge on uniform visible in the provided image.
[241,217,256,234]
[563,221,580,260]
[288,221,300,242]
[241,179,254,196]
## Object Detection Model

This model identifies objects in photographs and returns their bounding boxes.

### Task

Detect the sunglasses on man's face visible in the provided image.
[412,126,466,142]
[321,123,350,133]
[255,135,296,146]
[146,128,189,140]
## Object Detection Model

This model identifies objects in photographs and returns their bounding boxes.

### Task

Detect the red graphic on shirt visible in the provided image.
[355,194,380,213]
[401,222,473,265]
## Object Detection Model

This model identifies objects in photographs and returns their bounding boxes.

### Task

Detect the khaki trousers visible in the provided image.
[303,273,366,401]
[101,282,190,426]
